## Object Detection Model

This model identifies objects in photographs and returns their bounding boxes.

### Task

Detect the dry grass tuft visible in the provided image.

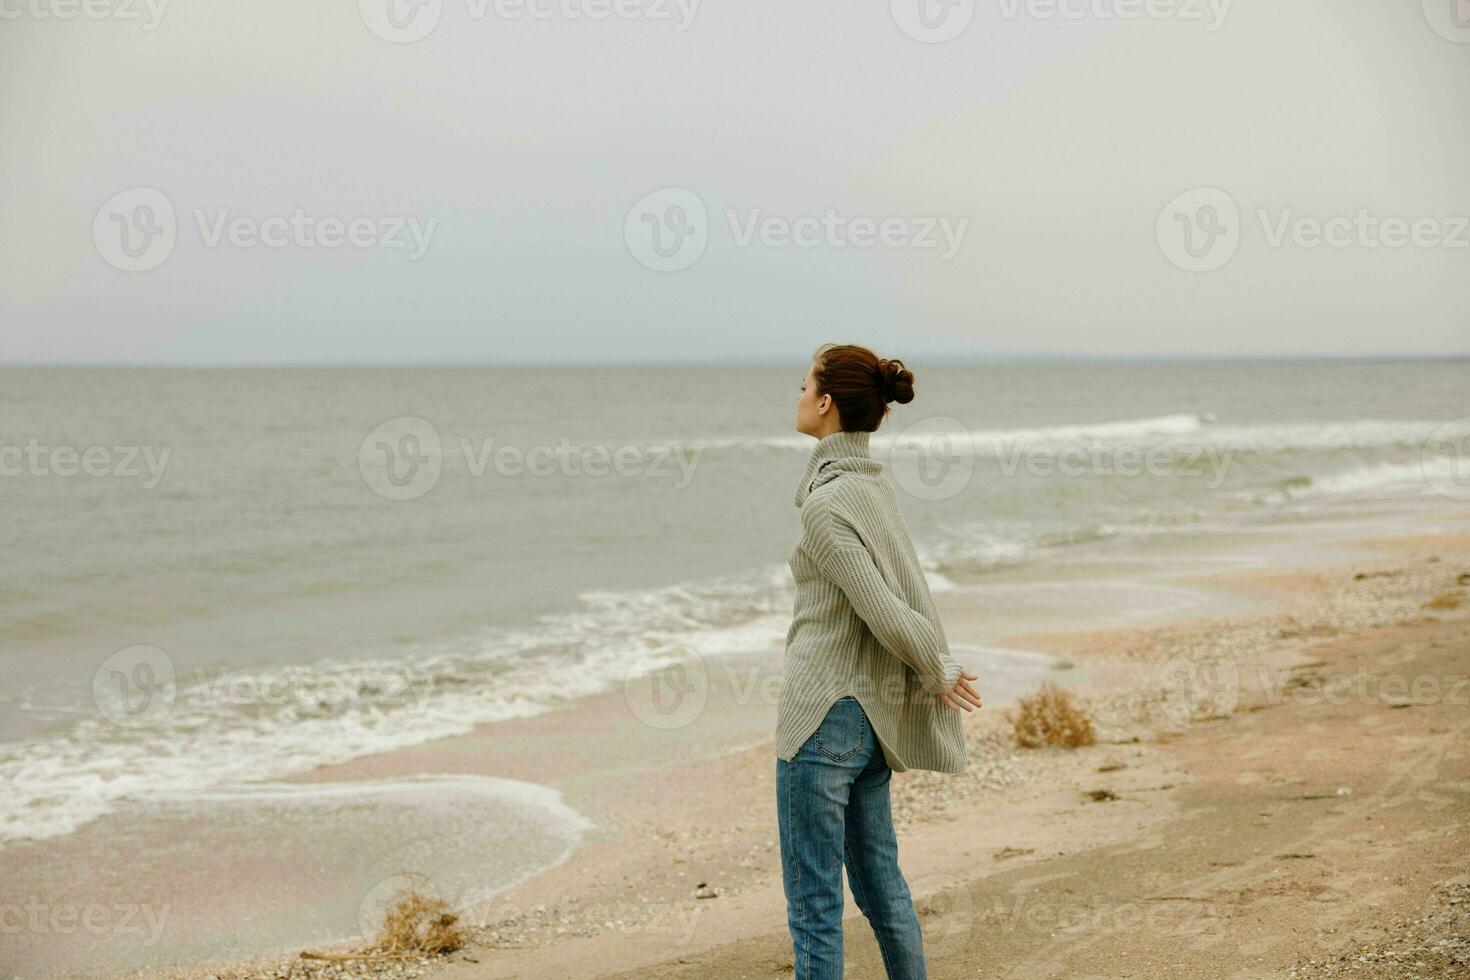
[375,879,464,957]
[1424,591,1463,611]
[301,874,464,964]
[1005,682,1096,749]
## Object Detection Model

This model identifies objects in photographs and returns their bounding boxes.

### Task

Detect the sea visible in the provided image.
[2,360,1467,850]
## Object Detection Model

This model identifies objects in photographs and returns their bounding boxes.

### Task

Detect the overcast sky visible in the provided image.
[1,0,1466,365]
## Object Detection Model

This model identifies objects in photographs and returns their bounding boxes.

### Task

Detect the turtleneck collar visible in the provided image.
[794,429,884,506]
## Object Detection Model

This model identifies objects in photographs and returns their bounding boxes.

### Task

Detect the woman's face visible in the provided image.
[796,362,832,436]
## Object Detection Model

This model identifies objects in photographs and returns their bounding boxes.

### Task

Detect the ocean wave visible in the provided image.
[675,415,1445,457]
[2,515,1084,846]
[681,413,1208,454]
[1246,456,1468,503]
[1171,420,1444,455]
[0,564,801,846]
[919,521,1118,579]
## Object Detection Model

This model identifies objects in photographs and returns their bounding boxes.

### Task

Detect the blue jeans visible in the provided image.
[776,696,927,980]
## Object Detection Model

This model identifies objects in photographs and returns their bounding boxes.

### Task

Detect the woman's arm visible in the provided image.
[801,497,963,696]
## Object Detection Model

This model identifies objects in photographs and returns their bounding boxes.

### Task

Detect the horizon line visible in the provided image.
[3,353,1469,369]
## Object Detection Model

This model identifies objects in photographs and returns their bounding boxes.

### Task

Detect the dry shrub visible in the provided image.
[1006,682,1096,749]
[302,875,463,964]
[375,878,464,957]
[1424,591,1463,611]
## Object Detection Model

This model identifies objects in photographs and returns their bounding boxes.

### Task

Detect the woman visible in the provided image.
[777,343,983,980]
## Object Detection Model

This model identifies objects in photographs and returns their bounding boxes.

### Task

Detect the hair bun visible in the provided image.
[878,357,915,405]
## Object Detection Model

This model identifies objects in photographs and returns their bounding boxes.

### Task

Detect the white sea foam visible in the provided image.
[0,519,1067,847]
[683,413,1210,453]
[1248,456,1467,503]
[0,563,803,845]
[680,415,1444,457]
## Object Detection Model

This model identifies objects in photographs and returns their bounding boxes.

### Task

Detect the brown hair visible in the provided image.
[810,343,915,432]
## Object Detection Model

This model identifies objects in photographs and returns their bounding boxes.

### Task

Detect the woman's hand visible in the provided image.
[937,669,983,712]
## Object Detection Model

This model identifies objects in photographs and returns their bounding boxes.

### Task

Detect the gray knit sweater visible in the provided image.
[776,428,967,773]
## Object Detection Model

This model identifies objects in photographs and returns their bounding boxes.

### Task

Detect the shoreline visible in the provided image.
[66,509,1464,979]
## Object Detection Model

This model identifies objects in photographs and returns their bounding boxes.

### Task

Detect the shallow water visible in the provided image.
[0,774,589,976]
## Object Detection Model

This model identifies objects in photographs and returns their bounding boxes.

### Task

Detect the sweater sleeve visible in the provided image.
[801,498,963,696]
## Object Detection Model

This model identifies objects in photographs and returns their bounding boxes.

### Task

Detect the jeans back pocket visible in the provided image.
[813,697,865,762]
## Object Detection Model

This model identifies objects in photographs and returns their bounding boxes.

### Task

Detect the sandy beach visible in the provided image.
[37,501,1457,980]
